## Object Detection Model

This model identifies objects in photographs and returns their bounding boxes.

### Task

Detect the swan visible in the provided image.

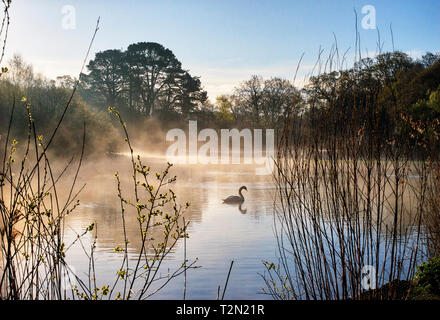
[223,186,247,203]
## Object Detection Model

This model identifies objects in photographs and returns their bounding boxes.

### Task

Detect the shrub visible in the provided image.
[415,257,440,296]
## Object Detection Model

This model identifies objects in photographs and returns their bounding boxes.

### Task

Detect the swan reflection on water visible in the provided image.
[237,202,247,214]
[223,200,248,214]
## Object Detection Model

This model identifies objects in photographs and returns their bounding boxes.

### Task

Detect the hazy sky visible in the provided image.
[4,0,440,100]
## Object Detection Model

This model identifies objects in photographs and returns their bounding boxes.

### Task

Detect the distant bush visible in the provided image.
[0,55,121,157]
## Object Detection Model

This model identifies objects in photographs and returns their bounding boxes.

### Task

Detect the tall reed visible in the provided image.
[0,9,196,298]
[262,41,436,300]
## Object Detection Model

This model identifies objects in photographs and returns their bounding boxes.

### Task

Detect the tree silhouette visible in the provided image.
[81,42,207,118]
[80,49,125,107]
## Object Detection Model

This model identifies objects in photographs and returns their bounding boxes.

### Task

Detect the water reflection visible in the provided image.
[62,153,425,299]
[63,155,277,299]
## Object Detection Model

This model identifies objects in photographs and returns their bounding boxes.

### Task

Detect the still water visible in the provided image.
[63,155,278,299]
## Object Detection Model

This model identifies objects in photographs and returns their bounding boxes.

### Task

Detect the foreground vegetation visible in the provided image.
[261,40,440,299]
[1,5,195,299]
[1,0,439,300]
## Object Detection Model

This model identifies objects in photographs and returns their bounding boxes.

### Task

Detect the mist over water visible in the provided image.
[53,146,427,299]
[63,153,278,299]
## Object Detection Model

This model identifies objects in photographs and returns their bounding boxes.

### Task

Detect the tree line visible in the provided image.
[299,51,440,156]
[78,42,299,129]
[1,45,439,157]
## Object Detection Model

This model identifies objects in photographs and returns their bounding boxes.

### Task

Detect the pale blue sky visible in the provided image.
[5,0,440,100]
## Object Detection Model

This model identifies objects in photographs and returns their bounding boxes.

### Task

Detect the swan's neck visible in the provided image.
[238,188,244,199]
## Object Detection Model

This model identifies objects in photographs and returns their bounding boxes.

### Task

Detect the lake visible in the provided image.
[63,154,278,300]
[60,151,428,300]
